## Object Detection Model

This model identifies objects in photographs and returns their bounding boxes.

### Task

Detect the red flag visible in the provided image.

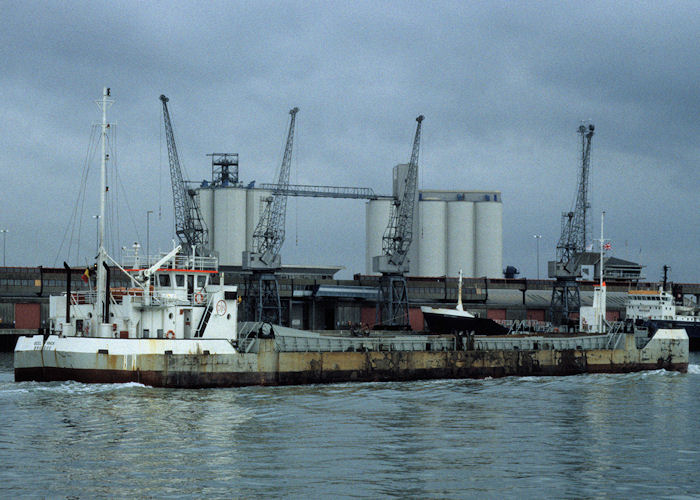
[81,268,90,283]
[603,242,611,250]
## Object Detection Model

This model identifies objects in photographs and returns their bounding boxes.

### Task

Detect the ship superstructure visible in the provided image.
[50,245,235,341]
[626,288,700,350]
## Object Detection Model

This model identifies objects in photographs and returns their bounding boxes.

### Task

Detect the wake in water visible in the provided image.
[2,380,147,396]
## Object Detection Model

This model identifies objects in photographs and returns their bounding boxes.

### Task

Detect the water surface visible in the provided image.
[1,352,699,498]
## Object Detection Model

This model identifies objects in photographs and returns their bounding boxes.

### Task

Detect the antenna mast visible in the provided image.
[95,87,113,325]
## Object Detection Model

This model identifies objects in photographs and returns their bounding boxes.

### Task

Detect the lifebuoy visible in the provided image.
[166,330,175,339]
[194,292,204,304]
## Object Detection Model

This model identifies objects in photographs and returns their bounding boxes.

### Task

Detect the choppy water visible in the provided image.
[1,352,699,499]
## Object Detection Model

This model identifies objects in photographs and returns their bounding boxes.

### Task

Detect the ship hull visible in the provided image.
[647,319,700,351]
[422,310,509,335]
[15,329,689,388]
[421,307,508,335]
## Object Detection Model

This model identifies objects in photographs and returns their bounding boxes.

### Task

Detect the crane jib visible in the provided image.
[160,94,208,255]
[251,107,299,260]
[381,115,424,266]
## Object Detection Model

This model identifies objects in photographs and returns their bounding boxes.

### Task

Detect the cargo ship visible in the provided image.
[14,269,690,386]
[421,271,509,335]
[625,288,700,351]
[13,89,689,387]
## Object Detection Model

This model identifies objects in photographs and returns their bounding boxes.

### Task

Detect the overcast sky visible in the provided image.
[1,1,698,282]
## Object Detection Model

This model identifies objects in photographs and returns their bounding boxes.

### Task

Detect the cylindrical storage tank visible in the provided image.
[213,187,247,266]
[365,199,392,275]
[474,201,503,277]
[446,201,475,277]
[417,201,446,276]
[246,188,272,251]
[196,187,214,249]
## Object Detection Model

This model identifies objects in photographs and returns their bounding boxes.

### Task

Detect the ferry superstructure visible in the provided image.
[626,288,700,350]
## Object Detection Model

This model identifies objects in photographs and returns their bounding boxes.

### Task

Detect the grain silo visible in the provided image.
[197,187,215,248]
[245,188,271,251]
[365,198,393,275]
[364,183,503,278]
[193,181,272,267]
[212,188,247,265]
[474,195,503,277]
[417,200,446,276]
[446,200,475,277]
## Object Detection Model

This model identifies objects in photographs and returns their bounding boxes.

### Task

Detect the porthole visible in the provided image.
[169,312,173,319]
[227,313,231,320]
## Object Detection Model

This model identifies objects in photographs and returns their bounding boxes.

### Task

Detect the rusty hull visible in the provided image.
[15,334,688,388]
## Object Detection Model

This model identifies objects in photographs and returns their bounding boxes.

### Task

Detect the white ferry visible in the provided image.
[626,288,700,350]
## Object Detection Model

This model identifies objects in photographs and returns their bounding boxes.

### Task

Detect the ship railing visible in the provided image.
[600,321,625,349]
[607,321,625,334]
[109,288,202,307]
[476,334,610,351]
[507,320,526,334]
[69,290,97,305]
[274,335,455,353]
[236,322,261,353]
[150,290,207,307]
[121,251,218,271]
[606,331,625,349]
[172,254,218,271]
[505,319,551,334]
[235,321,457,353]
[150,292,193,307]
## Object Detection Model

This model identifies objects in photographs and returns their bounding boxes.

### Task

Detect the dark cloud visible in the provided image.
[1,1,698,282]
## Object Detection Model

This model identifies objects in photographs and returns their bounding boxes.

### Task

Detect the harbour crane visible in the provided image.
[160,94,209,256]
[242,107,299,324]
[372,115,424,329]
[549,122,595,328]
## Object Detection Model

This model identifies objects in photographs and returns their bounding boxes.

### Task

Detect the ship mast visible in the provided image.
[96,87,113,326]
[598,211,607,333]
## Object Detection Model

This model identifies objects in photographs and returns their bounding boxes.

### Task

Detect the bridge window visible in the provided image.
[197,275,207,288]
[159,274,171,287]
[175,274,185,287]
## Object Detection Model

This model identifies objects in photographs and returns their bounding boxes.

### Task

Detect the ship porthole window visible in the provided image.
[169,313,173,319]
[88,313,92,318]
[227,314,231,320]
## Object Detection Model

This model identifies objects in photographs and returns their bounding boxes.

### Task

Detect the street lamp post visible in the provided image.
[146,210,154,263]
[0,229,8,266]
[533,234,542,279]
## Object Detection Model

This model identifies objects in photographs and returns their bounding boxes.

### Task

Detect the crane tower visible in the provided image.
[242,107,299,324]
[372,115,424,329]
[549,122,595,328]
